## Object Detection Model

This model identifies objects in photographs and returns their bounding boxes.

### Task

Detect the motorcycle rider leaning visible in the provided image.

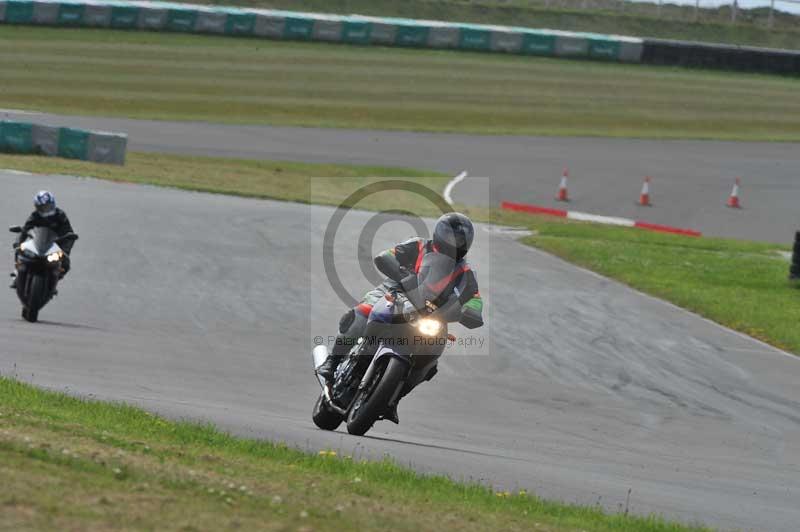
[10,191,75,289]
[316,212,484,423]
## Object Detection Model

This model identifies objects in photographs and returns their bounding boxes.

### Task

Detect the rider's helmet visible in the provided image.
[433,212,474,261]
[34,191,56,217]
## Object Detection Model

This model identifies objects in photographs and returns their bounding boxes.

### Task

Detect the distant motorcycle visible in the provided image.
[312,253,474,436]
[9,225,78,323]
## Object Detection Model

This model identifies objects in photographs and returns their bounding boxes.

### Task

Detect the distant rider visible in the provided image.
[316,212,484,423]
[10,191,75,289]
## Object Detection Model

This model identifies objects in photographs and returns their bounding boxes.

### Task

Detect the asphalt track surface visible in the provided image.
[3,110,800,243]
[0,112,800,243]
[2,171,800,531]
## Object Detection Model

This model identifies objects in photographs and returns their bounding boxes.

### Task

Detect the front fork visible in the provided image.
[14,261,28,302]
[14,263,59,304]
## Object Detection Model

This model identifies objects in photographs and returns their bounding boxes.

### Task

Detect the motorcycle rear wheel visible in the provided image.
[312,394,344,431]
[346,357,406,436]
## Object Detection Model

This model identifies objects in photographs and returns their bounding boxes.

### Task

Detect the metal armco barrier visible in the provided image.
[1,1,797,74]
[0,0,644,63]
[0,120,127,165]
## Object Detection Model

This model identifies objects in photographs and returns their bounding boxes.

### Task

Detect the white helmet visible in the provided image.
[34,190,56,217]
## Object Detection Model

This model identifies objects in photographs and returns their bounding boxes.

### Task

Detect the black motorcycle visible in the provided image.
[9,225,78,323]
[312,253,478,436]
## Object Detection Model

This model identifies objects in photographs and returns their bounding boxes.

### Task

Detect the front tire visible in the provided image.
[312,394,344,431]
[24,275,46,323]
[346,357,407,436]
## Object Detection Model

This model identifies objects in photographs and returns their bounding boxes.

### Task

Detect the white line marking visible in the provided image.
[1,169,34,176]
[482,225,534,238]
[566,211,635,227]
[0,109,43,116]
[443,171,468,205]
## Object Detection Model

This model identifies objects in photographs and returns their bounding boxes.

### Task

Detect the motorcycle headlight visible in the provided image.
[47,252,62,263]
[416,318,442,337]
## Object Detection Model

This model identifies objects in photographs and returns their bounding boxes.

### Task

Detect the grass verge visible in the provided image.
[0,152,449,208]
[0,377,710,531]
[504,214,799,352]
[2,26,800,141]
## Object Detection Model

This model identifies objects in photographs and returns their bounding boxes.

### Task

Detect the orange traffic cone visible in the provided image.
[639,177,652,206]
[556,168,569,202]
[726,178,741,209]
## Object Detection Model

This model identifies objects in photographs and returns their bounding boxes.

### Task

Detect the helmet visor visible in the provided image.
[36,203,55,217]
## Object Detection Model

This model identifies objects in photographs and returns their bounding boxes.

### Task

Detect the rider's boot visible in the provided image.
[384,403,399,424]
[318,308,368,385]
[316,354,345,385]
[383,366,437,425]
[9,273,16,290]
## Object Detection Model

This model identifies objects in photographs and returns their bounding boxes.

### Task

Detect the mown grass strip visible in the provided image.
[2,26,800,141]
[0,377,711,531]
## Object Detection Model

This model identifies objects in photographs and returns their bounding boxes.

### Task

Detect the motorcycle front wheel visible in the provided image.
[24,275,46,323]
[346,357,406,436]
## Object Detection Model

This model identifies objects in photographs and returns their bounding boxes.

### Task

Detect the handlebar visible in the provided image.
[56,233,79,244]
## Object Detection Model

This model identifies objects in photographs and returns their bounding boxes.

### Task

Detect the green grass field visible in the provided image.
[515,218,798,352]
[189,0,800,49]
[0,377,711,531]
[2,26,800,141]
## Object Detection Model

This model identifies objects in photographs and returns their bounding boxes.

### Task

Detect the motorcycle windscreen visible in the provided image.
[416,252,462,309]
[26,227,59,256]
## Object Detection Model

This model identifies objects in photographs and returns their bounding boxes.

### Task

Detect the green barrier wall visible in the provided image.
[57,128,89,160]
[110,5,137,28]
[522,32,556,55]
[166,7,195,32]
[1,121,126,164]
[0,122,33,154]
[57,2,84,25]
[0,0,645,64]
[395,24,429,47]
[283,16,313,40]
[589,38,621,60]
[342,20,370,44]
[5,1,34,23]
[459,27,492,51]
[225,12,254,36]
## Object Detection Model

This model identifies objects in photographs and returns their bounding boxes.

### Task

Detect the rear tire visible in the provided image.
[312,394,344,431]
[346,357,407,436]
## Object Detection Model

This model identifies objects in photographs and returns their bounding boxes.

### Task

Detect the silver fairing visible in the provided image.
[20,227,63,256]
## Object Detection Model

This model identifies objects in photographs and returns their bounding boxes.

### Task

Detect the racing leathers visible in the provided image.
[13,208,75,283]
